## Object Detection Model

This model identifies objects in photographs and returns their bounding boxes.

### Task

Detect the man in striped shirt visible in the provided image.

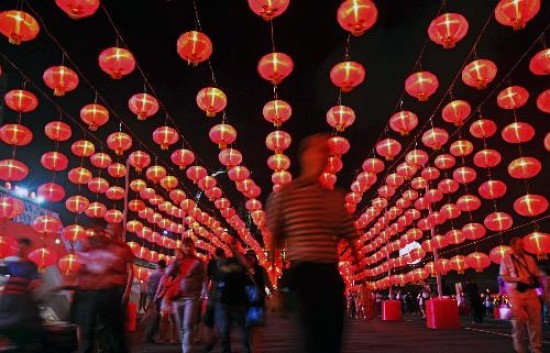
[266,133,359,353]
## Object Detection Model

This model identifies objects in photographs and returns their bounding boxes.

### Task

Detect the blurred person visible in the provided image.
[143,259,166,343]
[167,238,206,353]
[265,133,359,353]
[154,253,183,344]
[0,237,45,351]
[202,248,226,348]
[464,278,484,324]
[417,287,430,319]
[499,237,545,353]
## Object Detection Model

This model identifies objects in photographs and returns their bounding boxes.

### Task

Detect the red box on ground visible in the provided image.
[494,306,512,320]
[382,300,402,321]
[425,298,460,329]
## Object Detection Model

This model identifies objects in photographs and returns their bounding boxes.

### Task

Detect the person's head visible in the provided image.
[245,250,258,266]
[105,222,122,242]
[156,259,166,271]
[215,248,225,258]
[17,237,32,257]
[181,238,195,256]
[175,248,185,261]
[510,237,525,255]
[298,133,331,179]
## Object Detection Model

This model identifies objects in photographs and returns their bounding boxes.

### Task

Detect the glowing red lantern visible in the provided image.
[85,202,107,218]
[43,66,79,96]
[80,103,109,131]
[490,245,513,264]
[502,122,535,143]
[319,173,337,190]
[4,89,38,112]
[514,194,548,217]
[130,179,146,192]
[197,87,227,117]
[266,130,291,153]
[466,252,491,273]
[176,30,213,65]
[438,179,459,194]
[328,136,350,157]
[508,156,541,179]
[107,132,132,155]
[456,194,481,212]
[389,110,418,135]
[68,167,92,185]
[228,166,250,182]
[89,153,111,170]
[128,199,145,213]
[495,0,540,30]
[37,183,65,202]
[267,154,290,171]
[263,100,292,127]
[473,149,502,168]
[272,170,292,185]
[449,140,474,157]
[396,163,417,179]
[545,133,550,152]
[422,127,448,150]
[128,93,159,121]
[453,166,477,184]
[421,167,440,182]
[218,148,242,168]
[497,86,529,109]
[209,123,237,149]
[449,255,469,274]
[105,186,125,201]
[470,119,497,138]
[462,59,498,89]
[478,179,507,199]
[98,47,136,79]
[104,209,123,224]
[330,61,365,92]
[433,154,455,170]
[411,177,428,190]
[326,105,355,132]
[153,126,179,150]
[258,52,294,85]
[71,139,95,157]
[0,159,28,181]
[128,150,151,172]
[0,124,32,146]
[44,121,72,142]
[442,100,471,126]
[484,212,513,231]
[186,166,207,183]
[29,248,58,268]
[0,10,39,45]
[405,71,438,102]
[205,187,222,201]
[523,232,550,257]
[462,223,486,240]
[61,224,85,241]
[337,0,378,36]
[428,13,469,48]
[536,89,550,114]
[529,48,550,75]
[198,176,217,191]
[32,215,62,235]
[146,165,166,183]
[58,253,80,275]
[171,149,195,170]
[248,0,290,20]
[55,0,100,19]
[88,177,109,194]
[375,138,401,161]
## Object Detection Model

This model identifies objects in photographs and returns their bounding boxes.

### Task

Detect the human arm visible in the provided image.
[499,257,530,284]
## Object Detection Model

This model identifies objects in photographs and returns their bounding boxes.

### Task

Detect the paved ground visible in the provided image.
[132,314,550,353]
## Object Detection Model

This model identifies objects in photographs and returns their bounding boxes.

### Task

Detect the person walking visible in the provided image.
[265,133,359,353]
[464,278,484,324]
[499,237,545,353]
[144,259,166,343]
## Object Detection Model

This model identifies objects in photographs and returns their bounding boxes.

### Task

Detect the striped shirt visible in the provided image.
[265,179,358,264]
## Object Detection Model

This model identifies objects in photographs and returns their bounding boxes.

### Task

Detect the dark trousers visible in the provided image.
[144,298,161,341]
[74,287,128,353]
[289,262,345,353]
[215,303,251,353]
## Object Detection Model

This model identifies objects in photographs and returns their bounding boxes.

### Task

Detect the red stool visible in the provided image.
[382,300,402,321]
[425,298,460,329]
[126,302,137,332]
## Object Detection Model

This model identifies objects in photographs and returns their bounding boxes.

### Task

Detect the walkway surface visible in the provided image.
[132,314,550,353]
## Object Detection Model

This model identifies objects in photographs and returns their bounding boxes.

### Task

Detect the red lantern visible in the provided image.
[428,13,469,48]
[405,149,428,167]
[44,121,72,142]
[375,138,401,161]
[186,166,207,183]
[422,127,448,150]
[263,99,292,127]
[396,163,417,179]
[453,166,477,184]
[55,0,100,19]
[90,153,112,169]
[247,0,290,20]
[198,176,217,191]
[337,0,378,36]
[71,139,95,157]
[0,124,32,146]
[495,0,540,30]
[449,139,474,157]
[85,202,107,218]
[68,167,92,185]
[545,133,550,152]
[536,89,550,114]
[438,178,459,194]
[170,149,195,170]
[478,179,507,199]
[219,148,243,168]
[153,126,179,150]
[62,224,85,241]
[58,254,80,275]
[462,59,498,89]
[176,30,213,65]
[130,179,147,192]
[330,61,365,92]
[434,153,456,169]
[29,248,58,268]
[98,47,136,79]
[128,93,159,121]
[470,119,497,138]
[514,194,548,217]
[484,212,513,231]
[442,100,471,126]
[272,170,292,185]
[104,209,123,224]
[497,86,529,109]
[106,186,125,201]
[209,123,237,149]
[319,173,337,190]
[128,150,151,172]
[523,232,550,257]
[473,149,502,168]
[43,66,79,96]
[37,183,65,202]
[88,177,109,194]
[4,89,38,112]
[258,52,294,85]
[266,130,291,153]
[441,203,461,220]
[405,71,439,102]
[0,10,39,45]
[0,159,28,181]
[327,136,349,157]
[326,105,355,132]
[80,103,109,131]
[466,252,491,272]
[267,154,290,171]
[529,49,550,75]
[0,196,24,220]
[146,165,167,183]
[449,255,469,274]
[490,245,513,264]
[502,122,535,143]
[196,87,227,117]
[107,132,132,155]
[32,215,62,235]
[65,195,90,213]
[228,166,250,182]
[128,199,145,213]
[456,194,481,212]
[508,156,541,179]
[421,168,440,182]
[411,177,428,190]
[389,110,418,135]
[462,223,486,240]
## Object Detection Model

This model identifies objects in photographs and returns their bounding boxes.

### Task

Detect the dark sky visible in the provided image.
[0,0,549,272]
